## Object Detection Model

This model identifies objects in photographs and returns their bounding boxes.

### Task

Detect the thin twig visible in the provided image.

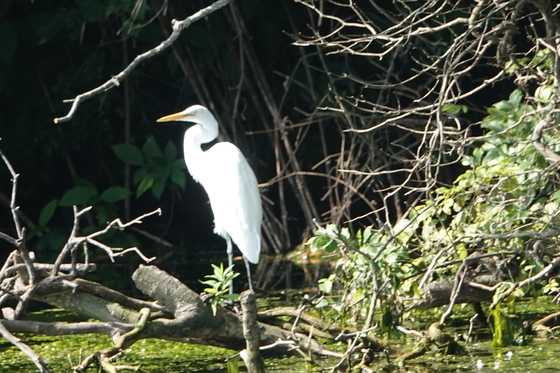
[0,321,50,373]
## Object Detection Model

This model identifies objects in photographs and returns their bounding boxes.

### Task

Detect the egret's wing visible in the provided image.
[199,143,262,264]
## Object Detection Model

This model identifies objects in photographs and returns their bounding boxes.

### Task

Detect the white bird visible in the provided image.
[157,105,262,291]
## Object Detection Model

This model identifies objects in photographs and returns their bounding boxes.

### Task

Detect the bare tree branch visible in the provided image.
[0,321,49,373]
[53,0,232,123]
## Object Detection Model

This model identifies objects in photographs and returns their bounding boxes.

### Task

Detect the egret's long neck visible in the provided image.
[183,115,219,183]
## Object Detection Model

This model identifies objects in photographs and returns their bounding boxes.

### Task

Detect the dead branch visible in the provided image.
[0,149,167,372]
[130,265,342,357]
[0,321,49,373]
[284,0,560,240]
[53,0,232,123]
[0,149,36,286]
[532,111,560,165]
[534,310,560,331]
[240,290,265,373]
[257,306,386,350]
[411,254,520,310]
[395,322,464,361]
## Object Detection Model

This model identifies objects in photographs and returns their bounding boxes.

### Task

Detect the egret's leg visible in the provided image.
[226,235,233,268]
[226,235,234,294]
[244,257,253,291]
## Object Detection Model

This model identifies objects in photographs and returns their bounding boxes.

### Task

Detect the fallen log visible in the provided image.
[410,255,520,309]
[130,265,338,356]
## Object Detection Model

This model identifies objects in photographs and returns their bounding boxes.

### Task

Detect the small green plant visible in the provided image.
[308,224,418,328]
[29,177,132,254]
[200,264,240,315]
[112,136,186,199]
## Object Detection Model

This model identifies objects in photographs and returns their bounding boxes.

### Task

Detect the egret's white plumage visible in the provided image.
[157,105,262,289]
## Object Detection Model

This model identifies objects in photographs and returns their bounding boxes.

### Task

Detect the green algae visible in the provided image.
[0,334,334,373]
[0,309,334,372]
[3,300,560,372]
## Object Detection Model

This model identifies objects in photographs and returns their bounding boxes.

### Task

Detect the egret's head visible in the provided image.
[156,105,212,123]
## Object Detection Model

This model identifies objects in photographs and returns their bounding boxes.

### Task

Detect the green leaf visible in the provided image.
[200,279,219,287]
[486,107,504,117]
[100,186,130,203]
[222,294,240,301]
[551,189,560,201]
[112,144,144,166]
[318,275,334,294]
[535,85,554,101]
[483,148,502,163]
[203,287,221,294]
[136,177,154,198]
[142,136,163,159]
[486,120,504,132]
[442,104,468,115]
[39,199,58,227]
[152,178,166,199]
[60,186,98,206]
[509,89,523,106]
[133,167,149,184]
[96,205,118,224]
[495,100,512,111]
[314,297,330,308]
[163,141,178,162]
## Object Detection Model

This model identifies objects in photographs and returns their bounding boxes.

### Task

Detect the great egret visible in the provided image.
[156,105,262,291]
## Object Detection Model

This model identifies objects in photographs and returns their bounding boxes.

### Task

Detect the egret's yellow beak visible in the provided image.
[156,112,188,122]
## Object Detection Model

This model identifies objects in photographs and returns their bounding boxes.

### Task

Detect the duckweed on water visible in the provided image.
[410,339,560,373]
[4,305,560,372]
[0,333,235,373]
[6,333,560,373]
[0,308,335,372]
[0,333,335,372]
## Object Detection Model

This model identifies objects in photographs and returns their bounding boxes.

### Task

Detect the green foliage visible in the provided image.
[307,224,417,326]
[112,143,144,166]
[58,178,130,214]
[29,176,133,254]
[112,137,186,199]
[30,134,186,255]
[306,225,349,253]
[310,55,560,329]
[409,84,560,279]
[200,264,240,316]
[318,274,335,294]
[60,185,98,206]
[101,186,130,203]
[505,48,554,75]
[442,103,469,115]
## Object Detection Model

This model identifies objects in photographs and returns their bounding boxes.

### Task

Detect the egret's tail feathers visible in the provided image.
[243,248,260,264]
[235,230,261,264]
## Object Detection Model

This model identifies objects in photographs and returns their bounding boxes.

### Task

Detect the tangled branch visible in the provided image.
[53,0,232,123]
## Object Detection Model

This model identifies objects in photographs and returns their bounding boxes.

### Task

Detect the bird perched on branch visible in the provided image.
[157,105,262,291]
